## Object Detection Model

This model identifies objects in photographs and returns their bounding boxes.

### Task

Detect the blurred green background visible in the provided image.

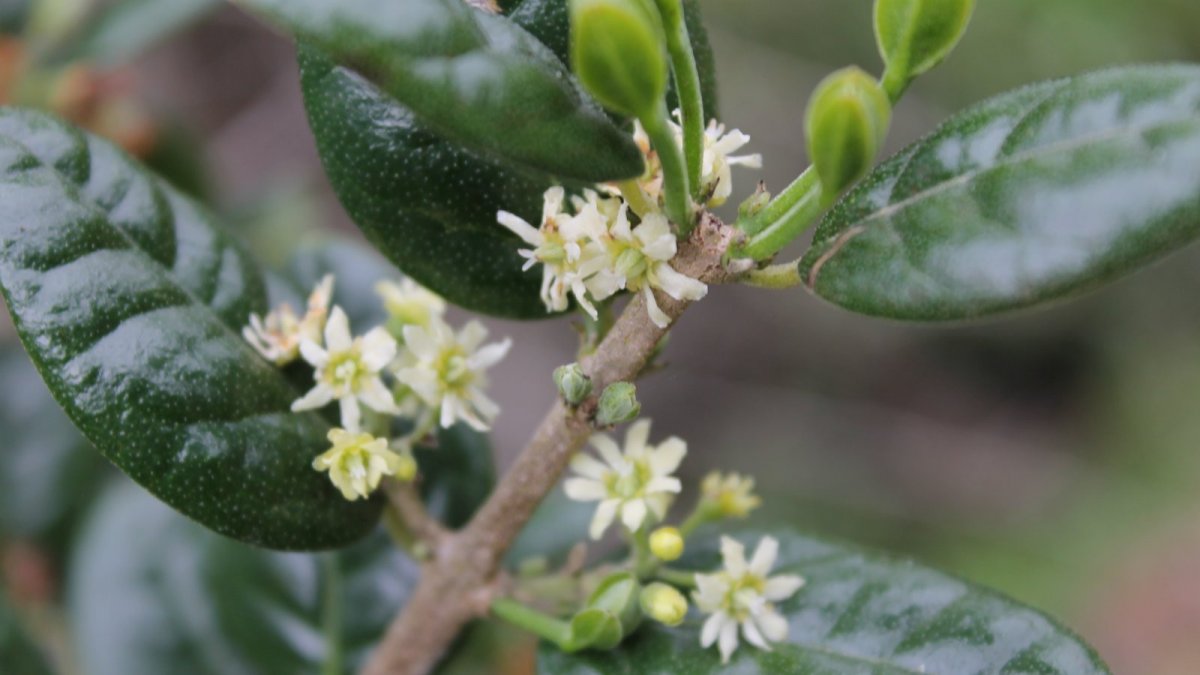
[3,0,1200,673]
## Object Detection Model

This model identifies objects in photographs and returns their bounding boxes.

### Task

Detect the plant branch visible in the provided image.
[383,479,447,552]
[361,213,738,675]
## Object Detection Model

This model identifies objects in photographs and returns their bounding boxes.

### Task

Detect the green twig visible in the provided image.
[642,103,693,232]
[655,0,705,197]
[490,598,573,649]
[735,168,831,260]
[741,260,803,289]
[655,567,699,589]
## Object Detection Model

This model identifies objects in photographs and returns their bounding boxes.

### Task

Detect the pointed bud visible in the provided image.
[874,0,975,99]
[805,66,891,197]
[554,363,593,406]
[649,526,684,561]
[595,382,641,427]
[737,182,771,221]
[640,582,688,627]
[586,572,643,637]
[569,0,668,118]
[568,608,623,651]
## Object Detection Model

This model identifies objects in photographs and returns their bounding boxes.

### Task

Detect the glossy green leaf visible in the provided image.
[539,527,1109,674]
[298,44,549,319]
[0,346,106,543]
[55,0,220,65]
[70,481,415,675]
[507,0,719,121]
[238,0,642,182]
[0,107,380,549]
[801,64,1200,321]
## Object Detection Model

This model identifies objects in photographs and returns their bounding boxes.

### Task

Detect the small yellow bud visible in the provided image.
[640,582,688,627]
[649,526,684,561]
[394,452,418,482]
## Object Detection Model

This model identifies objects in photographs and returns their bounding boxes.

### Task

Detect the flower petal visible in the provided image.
[358,377,400,415]
[650,437,687,475]
[324,306,352,351]
[718,614,739,664]
[497,211,543,246]
[764,575,805,602]
[298,339,328,368]
[624,418,652,457]
[458,321,489,352]
[721,536,747,577]
[589,433,625,469]
[292,384,334,412]
[741,618,771,651]
[755,606,789,643]
[749,536,780,577]
[643,286,670,329]
[644,476,682,495]
[700,611,727,648]
[620,498,647,532]
[339,396,361,432]
[467,339,511,371]
[360,328,398,372]
[654,263,708,302]
[564,478,606,502]
[570,453,610,480]
[589,499,620,539]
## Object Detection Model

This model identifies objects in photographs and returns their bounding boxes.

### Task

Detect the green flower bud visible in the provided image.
[586,572,643,636]
[874,0,975,98]
[554,363,593,406]
[569,0,668,118]
[805,67,891,197]
[649,526,684,561]
[737,182,771,221]
[640,582,688,626]
[567,608,623,651]
[595,382,641,427]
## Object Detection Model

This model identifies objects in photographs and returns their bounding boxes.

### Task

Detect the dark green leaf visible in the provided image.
[0,346,106,543]
[540,527,1109,674]
[0,588,53,675]
[298,45,549,319]
[56,0,220,65]
[417,423,495,529]
[70,481,415,675]
[506,489,595,567]
[801,64,1200,321]
[0,107,380,549]
[239,0,642,182]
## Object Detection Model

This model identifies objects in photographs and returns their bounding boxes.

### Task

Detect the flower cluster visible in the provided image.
[243,275,511,500]
[561,413,800,662]
[497,116,758,328]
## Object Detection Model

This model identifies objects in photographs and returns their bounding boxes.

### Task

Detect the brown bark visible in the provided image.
[362,214,736,675]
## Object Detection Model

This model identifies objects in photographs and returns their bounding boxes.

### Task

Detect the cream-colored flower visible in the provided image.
[564,419,686,539]
[394,318,511,431]
[292,306,400,431]
[312,428,412,501]
[375,278,445,329]
[693,536,805,664]
[496,187,608,318]
[697,119,762,207]
[586,205,707,328]
[243,275,334,365]
[701,472,762,518]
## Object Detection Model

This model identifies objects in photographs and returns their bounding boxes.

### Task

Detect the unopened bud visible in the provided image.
[738,182,771,220]
[595,382,641,427]
[587,572,643,636]
[640,582,688,626]
[393,453,418,482]
[805,66,891,197]
[570,0,668,118]
[554,363,593,406]
[875,0,975,98]
[649,526,684,561]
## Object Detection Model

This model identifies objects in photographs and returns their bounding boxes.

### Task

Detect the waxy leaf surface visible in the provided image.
[239,0,642,181]
[801,65,1200,320]
[0,108,380,549]
[540,528,1109,674]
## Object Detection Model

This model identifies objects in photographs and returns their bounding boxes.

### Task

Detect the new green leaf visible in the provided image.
[539,528,1110,673]
[0,107,380,549]
[801,65,1200,321]
[237,0,642,182]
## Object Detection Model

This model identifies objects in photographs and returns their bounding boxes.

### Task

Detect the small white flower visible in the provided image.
[243,275,334,365]
[496,187,608,318]
[693,536,805,664]
[312,428,414,501]
[394,318,511,431]
[587,205,708,328]
[698,119,762,207]
[292,306,400,432]
[375,278,445,329]
[564,419,686,539]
